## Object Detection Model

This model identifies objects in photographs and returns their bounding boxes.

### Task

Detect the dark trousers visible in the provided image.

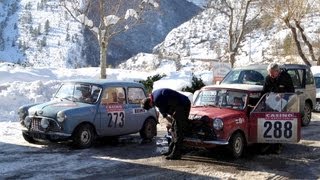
[169,102,191,155]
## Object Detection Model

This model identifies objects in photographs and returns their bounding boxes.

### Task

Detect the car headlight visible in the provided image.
[57,111,67,122]
[24,116,32,127]
[41,118,50,129]
[213,118,224,130]
[18,107,27,119]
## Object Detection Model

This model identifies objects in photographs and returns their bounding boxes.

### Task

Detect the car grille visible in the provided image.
[30,117,61,132]
[186,116,216,141]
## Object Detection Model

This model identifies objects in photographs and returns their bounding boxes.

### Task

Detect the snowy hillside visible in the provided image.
[0,0,201,68]
[0,1,24,62]
[0,0,84,68]
[153,6,320,67]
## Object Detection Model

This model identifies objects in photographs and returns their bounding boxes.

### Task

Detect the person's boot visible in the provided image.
[165,145,181,160]
[161,142,174,156]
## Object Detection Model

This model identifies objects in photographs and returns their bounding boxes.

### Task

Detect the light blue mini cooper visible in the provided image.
[18,80,158,148]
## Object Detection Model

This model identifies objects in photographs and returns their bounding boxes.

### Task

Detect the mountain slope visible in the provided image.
[82,0,201,66]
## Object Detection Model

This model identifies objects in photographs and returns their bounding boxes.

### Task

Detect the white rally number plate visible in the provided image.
[257,115,298,143]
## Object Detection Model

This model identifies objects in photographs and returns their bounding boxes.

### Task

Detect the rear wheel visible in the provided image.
[140,118,157,140]
[72,124,95,149]
[302,102,312,126]
[228,132,245,158]
[22,132,37,144]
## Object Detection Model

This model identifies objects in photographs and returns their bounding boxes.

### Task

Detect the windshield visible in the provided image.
[194,89,248,110]
[315,77,320,88]
[54,83,102,104]
[221,69,267,85]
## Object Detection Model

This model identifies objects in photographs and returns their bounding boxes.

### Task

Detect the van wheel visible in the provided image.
[72,124,95,149]
[302,102,312,126]
[228,132,245,158]
[140,118,157,140]
[22,132,36,144]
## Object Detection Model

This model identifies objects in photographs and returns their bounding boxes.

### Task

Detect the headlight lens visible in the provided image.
[57,111,67,122]
[24,116,32,127]
[213,118,224,130]
[40,118,50,129]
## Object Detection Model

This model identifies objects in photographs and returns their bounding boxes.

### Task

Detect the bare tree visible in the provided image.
[264,0,319,66]
[60,0,159,78]
[207,0,260,67]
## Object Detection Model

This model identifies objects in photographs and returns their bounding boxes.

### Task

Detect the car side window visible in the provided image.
[101,87,126,105]
[128,87,146,104]
[306,68,315,85]
[287,70,302,89]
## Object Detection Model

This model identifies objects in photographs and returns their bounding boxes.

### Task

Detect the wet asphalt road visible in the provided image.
[1,114,320,179]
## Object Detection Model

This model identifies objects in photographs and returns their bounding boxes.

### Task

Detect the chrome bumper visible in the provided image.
[166,135,229,145]
[184,137,229,145]
[21,126,72,138]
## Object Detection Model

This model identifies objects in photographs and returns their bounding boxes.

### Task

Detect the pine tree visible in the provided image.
[45,19,49,35]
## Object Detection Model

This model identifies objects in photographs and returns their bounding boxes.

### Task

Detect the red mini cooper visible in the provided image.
[182,84,301,158]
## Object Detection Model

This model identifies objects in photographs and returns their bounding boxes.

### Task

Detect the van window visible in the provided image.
[287,70,302,88]
[306,68,315,85]
[315,77,320,88]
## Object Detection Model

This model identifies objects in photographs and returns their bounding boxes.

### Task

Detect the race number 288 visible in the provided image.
[257,118,297,143]
[263,121,292,139]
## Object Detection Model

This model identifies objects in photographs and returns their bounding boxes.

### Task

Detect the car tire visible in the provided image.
[22,132,37,144]
[72,124,95,149]
[228,132,245,158]
[140,118,157,140]
[302,102,312,127]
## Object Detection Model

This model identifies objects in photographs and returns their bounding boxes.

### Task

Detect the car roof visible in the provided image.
[203,84,263,91]
[233,64,268,70]
[282,64,310,70]
[63,79,144,88]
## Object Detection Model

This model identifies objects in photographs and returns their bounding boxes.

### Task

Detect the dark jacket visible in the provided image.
[262,70,295,95]
[151,88,190,118]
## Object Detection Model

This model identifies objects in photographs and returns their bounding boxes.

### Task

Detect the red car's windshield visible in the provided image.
[194,89,248,110]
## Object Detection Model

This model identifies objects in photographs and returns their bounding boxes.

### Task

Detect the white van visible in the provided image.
[311,66,320,111]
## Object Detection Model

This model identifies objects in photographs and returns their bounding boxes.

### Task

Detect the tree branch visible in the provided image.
[294,19,316,62]
[234,0,251,52]
[284,17,311,66]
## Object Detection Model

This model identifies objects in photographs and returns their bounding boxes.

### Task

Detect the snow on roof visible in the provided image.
[203,83,263,91]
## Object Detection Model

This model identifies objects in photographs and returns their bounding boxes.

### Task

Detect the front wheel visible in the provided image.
[140,118,157,140]
[228,132,245,158]
[72,124,95,149]
[302,102,312,127]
